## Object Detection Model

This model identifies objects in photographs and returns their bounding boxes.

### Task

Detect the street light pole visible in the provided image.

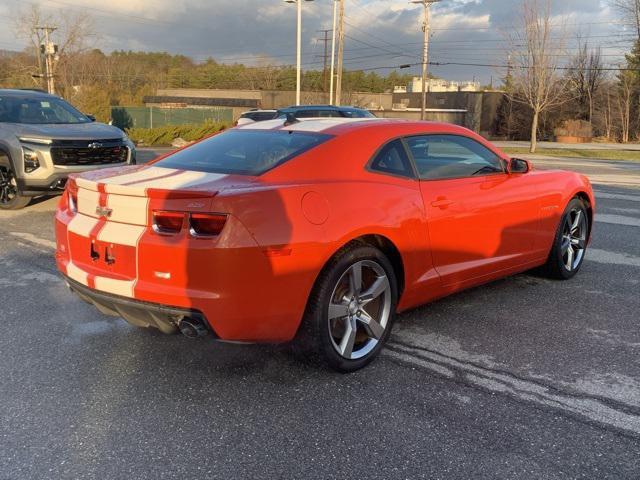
[411,0,439,120]
[334,0,345,106]
[329,0,338,104]
[296,0,302,105]
[285,0,313,105]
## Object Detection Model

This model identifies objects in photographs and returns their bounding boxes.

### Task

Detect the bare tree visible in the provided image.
[616,70,634,142]
[242,60,284,91]
[13,5,52,89]
[509,0,569,152]
[610,0,640,39]
[13,5,95,94]
[568,40,604,123]
[593,76,616,140]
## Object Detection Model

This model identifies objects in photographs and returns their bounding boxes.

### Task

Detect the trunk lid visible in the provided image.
[67,165,256,289]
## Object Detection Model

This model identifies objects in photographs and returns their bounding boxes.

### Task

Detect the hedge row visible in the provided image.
[126,121,230,146]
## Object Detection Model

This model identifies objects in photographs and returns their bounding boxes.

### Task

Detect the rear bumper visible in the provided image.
[64,275,213,335]
[55,205,322,342]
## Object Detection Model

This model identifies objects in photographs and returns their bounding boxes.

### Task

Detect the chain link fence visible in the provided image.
[111,106,233,130]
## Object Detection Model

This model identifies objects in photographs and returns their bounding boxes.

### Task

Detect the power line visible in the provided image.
[354,60,640,72]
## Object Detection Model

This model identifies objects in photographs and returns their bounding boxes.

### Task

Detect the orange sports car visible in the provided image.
[55,118,594,372]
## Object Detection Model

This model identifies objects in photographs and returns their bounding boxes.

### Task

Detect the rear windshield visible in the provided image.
[0,95,91,124]
[154,129,332,176]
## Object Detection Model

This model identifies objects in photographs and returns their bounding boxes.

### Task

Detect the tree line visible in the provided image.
[0,6,414,122]
[498,0,640,151]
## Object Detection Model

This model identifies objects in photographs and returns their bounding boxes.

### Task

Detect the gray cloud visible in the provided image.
[0,0,630,84]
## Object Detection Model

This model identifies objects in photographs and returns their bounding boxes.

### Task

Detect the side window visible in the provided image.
[406,135,505,180]
[294,110,320,118]
[369,139,414,178]
[342,109,367,118]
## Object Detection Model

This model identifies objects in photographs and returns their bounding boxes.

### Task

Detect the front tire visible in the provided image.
[0,165,31,210]
[542,197,589,279]
[299,244,398,372]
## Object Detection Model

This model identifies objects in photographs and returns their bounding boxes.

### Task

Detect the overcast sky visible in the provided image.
[0,0,635,84]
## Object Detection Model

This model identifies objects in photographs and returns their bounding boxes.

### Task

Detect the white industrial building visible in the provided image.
[394,78,481,93]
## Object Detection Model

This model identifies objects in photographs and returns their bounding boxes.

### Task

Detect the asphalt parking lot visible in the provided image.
[1,150,639,479]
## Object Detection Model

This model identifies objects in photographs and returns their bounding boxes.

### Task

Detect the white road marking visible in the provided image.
[8,232,56,250]
[595,191,640,203]
[588,175,640,188]
[385,331,640,435]
[608,207,640,215]
[587,248,640,267]
[596,214,640,227]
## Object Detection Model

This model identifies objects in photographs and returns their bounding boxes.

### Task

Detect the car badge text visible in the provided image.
[88,142,103,149]
[95,206,113,217]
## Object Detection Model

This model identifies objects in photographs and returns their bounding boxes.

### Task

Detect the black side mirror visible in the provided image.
[509,158,530,174]
[86,114,96,122]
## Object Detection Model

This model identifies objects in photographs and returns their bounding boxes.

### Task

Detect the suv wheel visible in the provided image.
[0,165,31,210]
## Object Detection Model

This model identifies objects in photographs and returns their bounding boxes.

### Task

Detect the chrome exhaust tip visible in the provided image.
[178,318,208,338]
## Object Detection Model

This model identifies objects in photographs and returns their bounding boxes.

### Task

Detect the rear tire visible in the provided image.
[541,197,589,280]
[297,243,398,373]
[0,165,31,210]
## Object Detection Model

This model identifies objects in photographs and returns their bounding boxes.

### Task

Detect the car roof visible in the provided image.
[242,109,277,113]
[0,88,57,99]
[236,117,474,137]
[277,105,368,112]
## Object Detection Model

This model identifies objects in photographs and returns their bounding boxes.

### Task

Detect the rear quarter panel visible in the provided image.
[210,128,439,321]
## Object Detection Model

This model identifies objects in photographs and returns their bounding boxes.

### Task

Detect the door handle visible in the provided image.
[431,198,454,208]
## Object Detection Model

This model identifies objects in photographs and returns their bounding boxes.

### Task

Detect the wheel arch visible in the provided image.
[574,191,594,240]
[317,233,406,300]
[352,234,405,298]
[0,144,13,169]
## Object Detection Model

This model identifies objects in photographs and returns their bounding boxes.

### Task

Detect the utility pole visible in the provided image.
[329,0,338,104]
[35,25,58,94]
[285,0,314,105]
[334,0,345,106]
[317,29,332,95]
[411,0,439,120]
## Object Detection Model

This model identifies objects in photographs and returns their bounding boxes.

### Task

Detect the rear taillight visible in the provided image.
[189,213,227,237]
[152,211,227,237]
[152,211,185,234]
[67,181,78,214]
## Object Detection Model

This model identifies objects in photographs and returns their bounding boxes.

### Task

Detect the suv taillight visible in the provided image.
[189,213,227,237]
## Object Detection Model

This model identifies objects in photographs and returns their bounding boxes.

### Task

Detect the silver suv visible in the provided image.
[0,89,136,209]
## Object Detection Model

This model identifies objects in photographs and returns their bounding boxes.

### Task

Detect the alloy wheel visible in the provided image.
[561,208,587,271]
[0,166,18,205]
[327,260,392,360]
